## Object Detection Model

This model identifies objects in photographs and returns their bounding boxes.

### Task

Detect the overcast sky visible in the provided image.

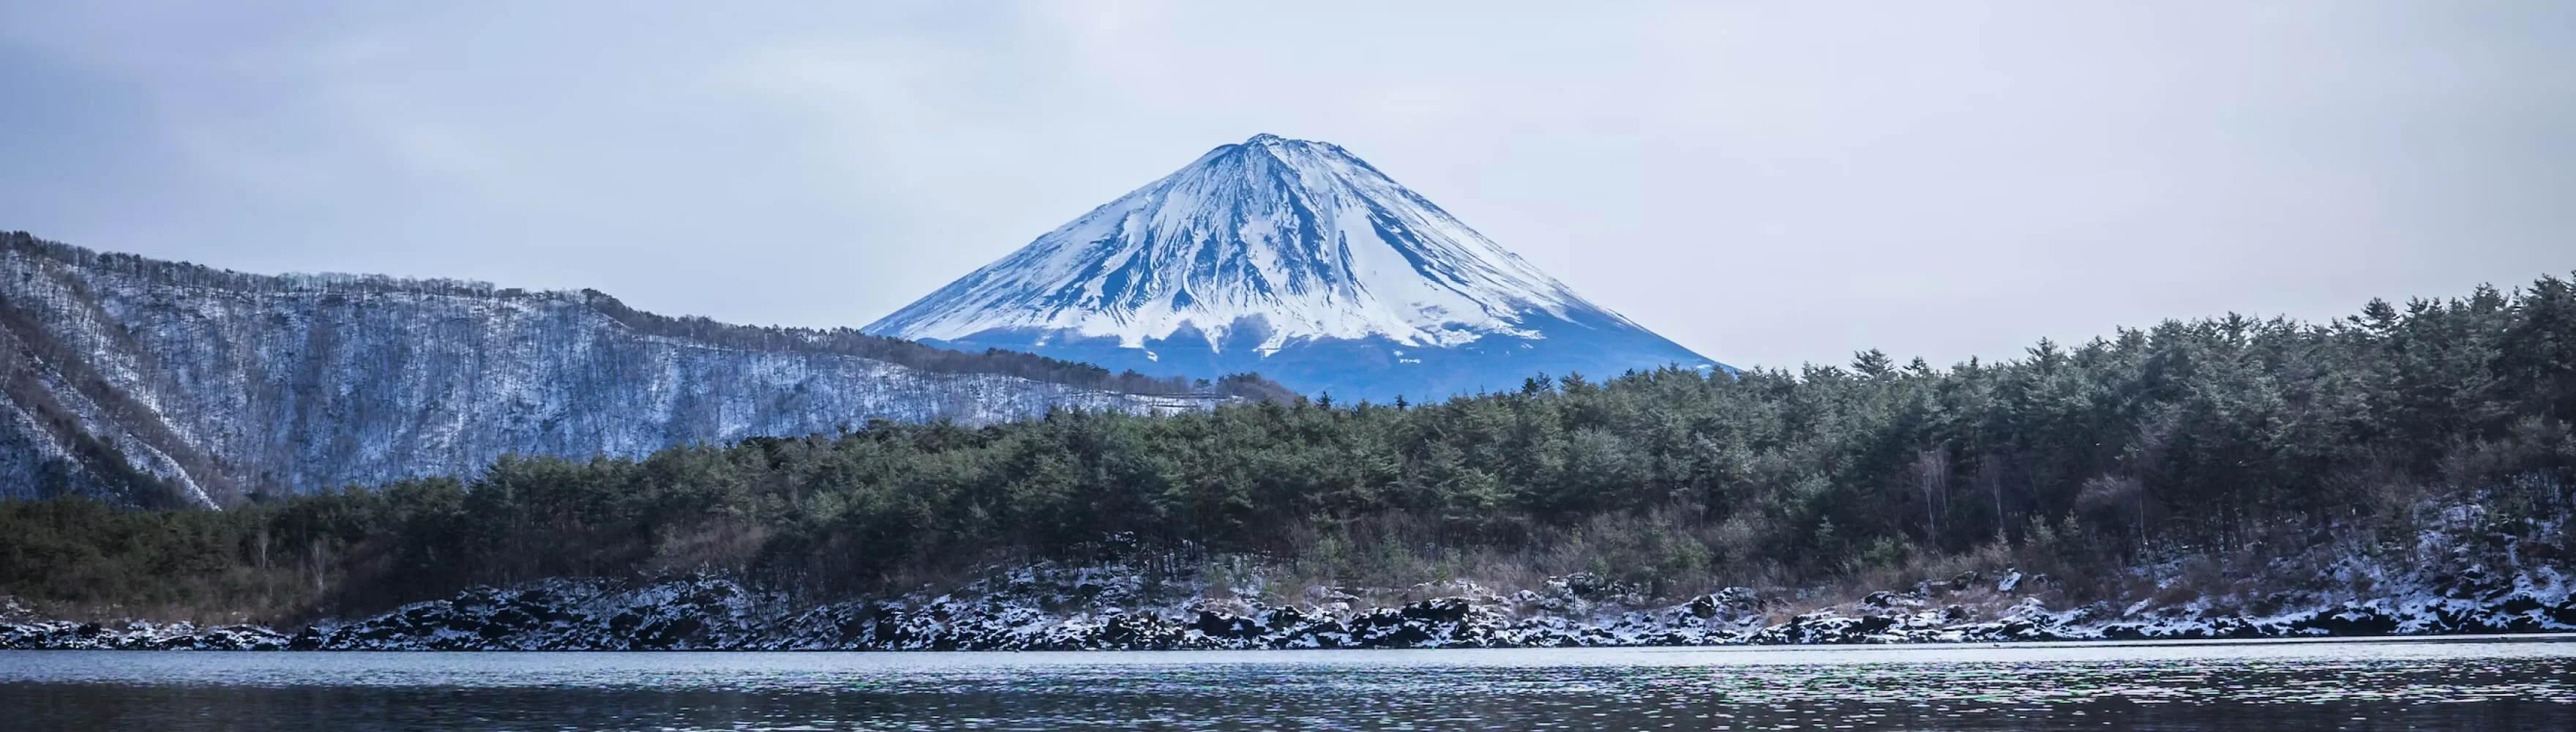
[4,1,2569,370]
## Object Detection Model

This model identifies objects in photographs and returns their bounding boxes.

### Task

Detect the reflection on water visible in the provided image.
[4,637,2572,731]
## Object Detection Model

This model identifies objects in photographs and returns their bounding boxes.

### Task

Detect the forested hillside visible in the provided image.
[0,233,1286,508]
[4,273,2571,621]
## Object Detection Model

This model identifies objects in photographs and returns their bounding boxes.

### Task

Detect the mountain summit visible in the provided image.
[866,134,1724,399]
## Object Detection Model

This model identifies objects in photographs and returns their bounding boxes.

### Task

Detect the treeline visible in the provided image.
[5,231,520,298]
[576,291,1294,400]
[4,231,1296,401]
[4,274,2572,619]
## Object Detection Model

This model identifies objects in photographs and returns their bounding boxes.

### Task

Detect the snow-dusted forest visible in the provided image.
[0,233,1265,507]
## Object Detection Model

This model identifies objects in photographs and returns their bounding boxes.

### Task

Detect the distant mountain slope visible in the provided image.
[0,233,1239,507]
[867,134,1726,400]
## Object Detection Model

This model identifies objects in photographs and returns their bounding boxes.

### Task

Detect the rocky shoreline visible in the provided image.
[8,558,2572,651]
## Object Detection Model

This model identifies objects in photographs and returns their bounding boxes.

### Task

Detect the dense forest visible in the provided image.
[4,273,2572,621]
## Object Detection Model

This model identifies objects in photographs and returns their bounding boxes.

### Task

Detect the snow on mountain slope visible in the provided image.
[0,233,1221,506]
[867,134,1726,400]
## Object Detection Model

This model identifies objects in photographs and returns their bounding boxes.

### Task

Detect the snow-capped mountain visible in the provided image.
[0,233,1225,507]
[867,134,1726,400]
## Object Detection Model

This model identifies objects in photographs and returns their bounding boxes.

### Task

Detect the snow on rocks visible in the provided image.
[8,556,2571,651]
[0,618,290,651]
[10,508,2574,651]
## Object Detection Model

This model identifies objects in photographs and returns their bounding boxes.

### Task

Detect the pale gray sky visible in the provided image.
[4,1,2570,370]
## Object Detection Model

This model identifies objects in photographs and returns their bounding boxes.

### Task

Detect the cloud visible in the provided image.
[2,1,2569,369]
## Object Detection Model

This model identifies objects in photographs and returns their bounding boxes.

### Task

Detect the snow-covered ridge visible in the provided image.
[865,135,1723,399]
[872,134,1611,351]
[0,233,1221,505]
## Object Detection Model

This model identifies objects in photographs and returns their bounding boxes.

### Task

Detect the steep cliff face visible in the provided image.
[0,233,1220,507]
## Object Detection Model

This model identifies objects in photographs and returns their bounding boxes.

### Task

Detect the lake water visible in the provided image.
[4,636,2572,731]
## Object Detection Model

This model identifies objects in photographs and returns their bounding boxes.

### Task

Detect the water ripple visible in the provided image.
[3,638,2571,731]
